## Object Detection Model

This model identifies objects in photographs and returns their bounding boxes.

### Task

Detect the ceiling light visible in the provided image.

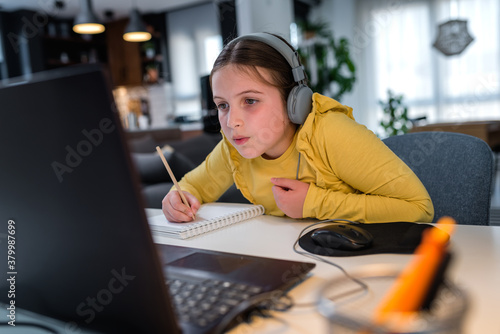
[123,8,151,42]
[73,0,105,34]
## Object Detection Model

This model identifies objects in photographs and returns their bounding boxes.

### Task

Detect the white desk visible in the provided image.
[147,209,500,334]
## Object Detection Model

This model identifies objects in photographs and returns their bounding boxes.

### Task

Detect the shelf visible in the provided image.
[142,54,163,63]
[38,17,108,71]
[42,35,106,45]
[41,33,108,70]
[45,59,79,66]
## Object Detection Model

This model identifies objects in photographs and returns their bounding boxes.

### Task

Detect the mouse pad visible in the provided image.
[299,222,437,257]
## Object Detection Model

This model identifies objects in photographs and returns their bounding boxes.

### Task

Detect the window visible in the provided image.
[167,3,222,119]
[358,0,500,128]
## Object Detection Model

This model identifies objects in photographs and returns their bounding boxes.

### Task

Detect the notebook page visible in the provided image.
[147,203,264,234]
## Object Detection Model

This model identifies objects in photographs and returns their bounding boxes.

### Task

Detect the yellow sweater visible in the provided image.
[176,93,434,223]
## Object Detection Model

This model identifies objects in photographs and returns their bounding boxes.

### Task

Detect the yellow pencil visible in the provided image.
[155,146,194,219]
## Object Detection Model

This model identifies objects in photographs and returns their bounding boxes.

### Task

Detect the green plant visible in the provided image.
[297,20,356,101]
[379,90,411,137]
[141,40,155,52]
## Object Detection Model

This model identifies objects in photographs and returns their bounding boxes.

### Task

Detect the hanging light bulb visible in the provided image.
[123,8,151,42]
[73,0,105,34]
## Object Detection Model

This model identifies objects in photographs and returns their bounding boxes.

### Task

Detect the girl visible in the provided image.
[162,33,434,224]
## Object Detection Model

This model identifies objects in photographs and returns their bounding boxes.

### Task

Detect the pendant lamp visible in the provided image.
[123,8,151,42]
[432,0,474,56]
[433,19,474,56]
[73,0,105,34]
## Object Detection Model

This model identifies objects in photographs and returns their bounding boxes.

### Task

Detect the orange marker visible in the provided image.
[373,217,455,325]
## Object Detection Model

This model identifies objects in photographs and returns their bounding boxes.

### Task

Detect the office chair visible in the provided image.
[382,131,495,225]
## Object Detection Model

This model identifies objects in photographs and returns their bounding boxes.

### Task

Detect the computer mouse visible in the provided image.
[311,223,373,250]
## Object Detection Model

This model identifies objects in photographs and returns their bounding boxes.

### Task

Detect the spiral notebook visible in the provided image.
[148,202,265,239]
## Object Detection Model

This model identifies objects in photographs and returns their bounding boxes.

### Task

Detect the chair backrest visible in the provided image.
[382,131,495,225]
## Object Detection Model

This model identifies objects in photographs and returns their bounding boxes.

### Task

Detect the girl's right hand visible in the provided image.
[162,191,200,223]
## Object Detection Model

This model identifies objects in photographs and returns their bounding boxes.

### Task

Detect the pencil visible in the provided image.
[155,146,193,218]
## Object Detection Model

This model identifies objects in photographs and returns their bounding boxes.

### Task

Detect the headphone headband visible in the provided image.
[227,33,307,83]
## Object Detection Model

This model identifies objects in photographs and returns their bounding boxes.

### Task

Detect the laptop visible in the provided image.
[0,65,315,333]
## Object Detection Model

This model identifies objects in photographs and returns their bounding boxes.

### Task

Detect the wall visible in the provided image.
[308,0,375,130]
[236,0,294,39]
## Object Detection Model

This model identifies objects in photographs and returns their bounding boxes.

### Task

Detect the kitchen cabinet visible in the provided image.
[106,19,143,87]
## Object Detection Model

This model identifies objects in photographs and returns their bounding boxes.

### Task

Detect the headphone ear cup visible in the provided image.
[287,85,313,124]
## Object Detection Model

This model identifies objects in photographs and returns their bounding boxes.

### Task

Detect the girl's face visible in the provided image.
[212,64,296,160]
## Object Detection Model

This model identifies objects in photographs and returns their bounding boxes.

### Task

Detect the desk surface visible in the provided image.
[147,209,500,334]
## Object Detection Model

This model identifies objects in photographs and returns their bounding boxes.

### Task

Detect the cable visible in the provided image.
[215,219,371,333]
[213,290,294,334]
[291,219,370,307]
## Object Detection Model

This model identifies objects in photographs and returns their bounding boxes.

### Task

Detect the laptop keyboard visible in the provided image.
[167,277,263,329]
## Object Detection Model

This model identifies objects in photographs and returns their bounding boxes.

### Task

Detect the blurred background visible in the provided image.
[0,0,497,134]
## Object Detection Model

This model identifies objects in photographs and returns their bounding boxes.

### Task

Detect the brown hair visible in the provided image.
[210,34,302,104]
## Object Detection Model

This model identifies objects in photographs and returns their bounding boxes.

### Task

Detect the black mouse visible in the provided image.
[311,223,373,250]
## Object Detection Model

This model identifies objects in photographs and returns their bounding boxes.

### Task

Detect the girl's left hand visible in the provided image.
[271,178,310,218]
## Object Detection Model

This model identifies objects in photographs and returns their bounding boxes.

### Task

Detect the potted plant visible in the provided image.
[145,63,159,83]
[379,90,411,137]
[142,40,156,59]
[297,20,356,101]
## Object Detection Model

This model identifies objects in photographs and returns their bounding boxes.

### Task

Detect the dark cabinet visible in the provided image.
[41,34,107,70]
[0,10,108,79]
[141,13,169,84]
[39,17,107,69]
[0,10,47,78]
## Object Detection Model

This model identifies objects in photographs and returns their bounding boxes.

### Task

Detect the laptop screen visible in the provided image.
[0,65,180,333]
